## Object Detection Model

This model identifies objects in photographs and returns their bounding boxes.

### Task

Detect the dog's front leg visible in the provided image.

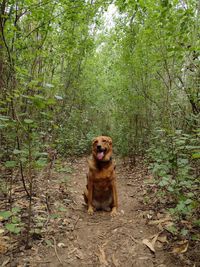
[87,177,94,215]
[111,179,118,217]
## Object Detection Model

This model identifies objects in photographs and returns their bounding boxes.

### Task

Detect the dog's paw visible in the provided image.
[88,206,94,215]
[110,207,117,217]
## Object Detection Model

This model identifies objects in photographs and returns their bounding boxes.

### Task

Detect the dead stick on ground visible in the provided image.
[128,234,141,244]
[52,237,63,265]
[72,215,80,231]
[34,260,51,263]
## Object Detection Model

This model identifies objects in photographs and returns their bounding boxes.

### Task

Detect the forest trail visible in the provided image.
[1,1,199,266]
[25,157,180,267]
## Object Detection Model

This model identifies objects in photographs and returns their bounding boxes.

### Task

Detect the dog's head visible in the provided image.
[92,136,113,161]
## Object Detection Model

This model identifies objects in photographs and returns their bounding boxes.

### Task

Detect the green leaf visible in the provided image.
[47,98,56,105]
[45,239,53,247]
[0,211,12,220]
[192,152,200,159]
[13,149,23,155]
[191,234,200,241]
[50,214,60,219]
[5,223,21,234]
[35,158,47,168]
[166,225,178,234]
[0,124,8,129]
[181,229,188,236]
[32,95,46,108]
[11,207,21,214]
[158,177,169,187]
[0,116,9,121]
[12,216,21,224]
[38,152,48,156]
[187,192,194,198]
[5,161,17,168]
[45,83,54,88]
[194,220,200,227]
[24,119,34,124]
[167,186,174,192]
[176,201,185,211]
[55,95,63,100]
[184,199,193,205]
[36,222,44,228]
[58,206,67,212]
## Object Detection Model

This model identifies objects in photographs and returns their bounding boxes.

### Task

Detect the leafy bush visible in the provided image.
[148,128,200,223]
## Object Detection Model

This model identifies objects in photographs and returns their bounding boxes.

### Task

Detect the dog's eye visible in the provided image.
[102,140,107,143]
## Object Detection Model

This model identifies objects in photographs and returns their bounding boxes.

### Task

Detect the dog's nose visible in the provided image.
[97,145,101,149]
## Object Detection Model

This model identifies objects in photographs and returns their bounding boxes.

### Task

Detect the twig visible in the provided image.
[52,237,63,265]
[2,258,10,267]
[128,234,141,244]
[43,199,50,228]
[72,215,80,231]
[44,212,50,228]
[33,260,51,263]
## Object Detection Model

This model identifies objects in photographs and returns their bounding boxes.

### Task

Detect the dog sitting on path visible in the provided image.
[83,136,118,216]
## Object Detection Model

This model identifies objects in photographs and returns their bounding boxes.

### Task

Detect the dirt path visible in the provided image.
[31,157,180,267]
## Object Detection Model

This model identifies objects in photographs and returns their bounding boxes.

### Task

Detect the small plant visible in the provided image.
[0,207,24,234]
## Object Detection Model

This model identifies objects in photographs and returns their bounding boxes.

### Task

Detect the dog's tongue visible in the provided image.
[97,151,104,160]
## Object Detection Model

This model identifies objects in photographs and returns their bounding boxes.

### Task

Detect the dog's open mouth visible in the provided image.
[97,148,106,160]
[97,151,104,160]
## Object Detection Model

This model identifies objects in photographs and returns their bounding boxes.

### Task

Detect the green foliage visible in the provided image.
[5,223,21,234]
[0,207,23,234]
[0,211,12,220]
[148,128,200,223]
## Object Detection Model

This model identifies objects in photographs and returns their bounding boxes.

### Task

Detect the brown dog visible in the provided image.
[84,136,118,216]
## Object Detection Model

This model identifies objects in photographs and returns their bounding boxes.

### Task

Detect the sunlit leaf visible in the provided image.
[5,223,21,234]
[5,161,17,168]
[24,119,34,124]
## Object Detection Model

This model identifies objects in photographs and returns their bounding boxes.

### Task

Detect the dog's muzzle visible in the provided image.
[96,145,106,160]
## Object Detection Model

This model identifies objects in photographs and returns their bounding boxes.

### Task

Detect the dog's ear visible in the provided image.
[107,137,112,145]
[92,137,98,145]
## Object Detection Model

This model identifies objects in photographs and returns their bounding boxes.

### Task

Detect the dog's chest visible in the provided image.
[93,167,114,182]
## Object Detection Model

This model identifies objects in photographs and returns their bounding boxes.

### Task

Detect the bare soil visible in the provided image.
[1,157,195,267]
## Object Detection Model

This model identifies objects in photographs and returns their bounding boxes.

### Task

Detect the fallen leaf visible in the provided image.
[0,238,8,254]
[142,238,155,253]
[181,220,192,229]
[157,234,168,243]
[62,219,70,226]
[156,241,164,248]
[163,221,174,227]
[147,214,153,219]
[165,224,177,235]
[172,240,189,254]
[98,246,108,266]
[142,233,161,253]
[75,249,84,260]
[112,254,119,267]
[57,242,66,248]
[151,233,160,246]
[139,256,151,260]
[148,217,172,226]
[1,258,10,267]
[0,228,5,234]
